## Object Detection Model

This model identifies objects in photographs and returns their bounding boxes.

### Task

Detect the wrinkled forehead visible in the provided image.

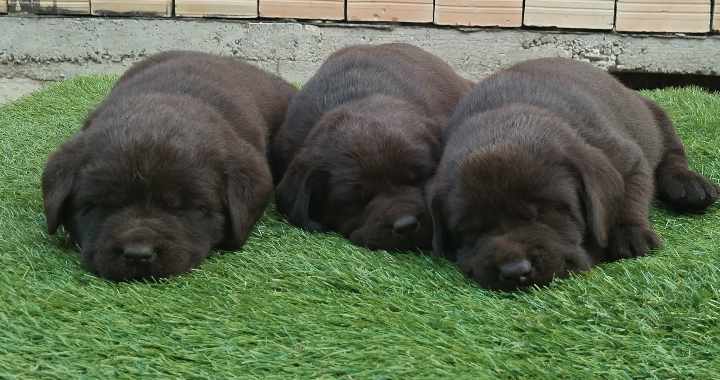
[449,168,579,224]
[341,137,436,181]
[366,187,427,214]
[74,147,222,207]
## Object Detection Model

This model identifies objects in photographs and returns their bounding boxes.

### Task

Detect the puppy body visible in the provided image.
[42,51,296,281]
[430,58,718,290]
[272,43,472,251]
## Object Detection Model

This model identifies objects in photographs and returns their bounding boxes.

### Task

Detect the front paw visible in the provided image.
[658,169,719,213]
[608,224,661,260]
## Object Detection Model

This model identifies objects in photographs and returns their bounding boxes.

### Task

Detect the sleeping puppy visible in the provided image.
[42,51,296,281]
[428,58,719,291]
[271,43,472,251]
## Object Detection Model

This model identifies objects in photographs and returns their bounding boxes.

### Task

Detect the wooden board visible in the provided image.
[524,0,614,29]
[713,1,719,31]
[91,0,172,16]
[615,0,711,33]
[6,0,89,14]
[176,0,257,18]
[347,0,432,22]
[259,0,343,20]
[1,1,6,13]
[434,0,522,27]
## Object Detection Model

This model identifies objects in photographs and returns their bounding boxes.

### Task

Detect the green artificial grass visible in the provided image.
[1,76,719,379]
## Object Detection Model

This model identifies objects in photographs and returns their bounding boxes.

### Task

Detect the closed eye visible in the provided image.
[80,204,96,216]
[455,223,492,240]
[552,202,572,214]
[405,164,432,185]
[160,195,183,210]
[354,182,378,202]
[334,184,371,206]
[78,202,112,216]
[536,200,572,215]
[539,201,579,224]
[177,199,215,215]
[191,204,216,216]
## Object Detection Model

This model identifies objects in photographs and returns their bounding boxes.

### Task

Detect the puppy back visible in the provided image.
[107,51,295,151]
[272,43,470,179]
[447,58,662,165]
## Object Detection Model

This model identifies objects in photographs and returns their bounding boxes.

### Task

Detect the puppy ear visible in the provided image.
[425,118,447,164]
[224,153,273,248]
[412,116,445,162]
[428,182,456,260]
[568,144,624,248]
[41,138,84,235]
[275,153,328,232]
[275,110,346,231]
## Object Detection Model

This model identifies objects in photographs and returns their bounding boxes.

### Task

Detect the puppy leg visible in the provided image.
[645,98,719,212]
[608,161,661,260]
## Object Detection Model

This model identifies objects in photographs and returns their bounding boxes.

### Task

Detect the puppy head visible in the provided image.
[42,97,268,281]
[345,187,433,251]
[430,138,623,291]
[276,105,441,250]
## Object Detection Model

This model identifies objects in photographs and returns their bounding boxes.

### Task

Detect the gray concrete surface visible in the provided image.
[0,77,45,104]
[1,16,719,104]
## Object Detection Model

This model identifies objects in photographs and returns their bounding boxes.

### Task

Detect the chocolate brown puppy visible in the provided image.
[428,58,718,291]
[271,43,472,251]
[42,51,296,281]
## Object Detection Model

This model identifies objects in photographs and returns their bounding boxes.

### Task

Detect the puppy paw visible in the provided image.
[608,224,661,260]
[658,169,719,213]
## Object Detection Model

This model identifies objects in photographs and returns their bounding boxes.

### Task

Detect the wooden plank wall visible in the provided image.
[91,0,173,17]
[524,0,615,29]
[176,0,257,18]
[0,0,718,33]
[259,0,344,20]
[616,0,711,32]
[7,0,89,14]
[41,0,90,14]
[434,0,522,27]
[347,0,433,22]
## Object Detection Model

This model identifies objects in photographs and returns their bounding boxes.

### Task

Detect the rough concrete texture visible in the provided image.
[0,77,45,104]
[0,16,719,87]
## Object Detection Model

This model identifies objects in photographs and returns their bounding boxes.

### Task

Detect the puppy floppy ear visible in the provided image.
[415,116,445,163]
[427,181,456,260]
[224,151,273,249]
[275,152,328,232]
[274,110,346,231]
[41,138,85,235]
[567,143,624,248]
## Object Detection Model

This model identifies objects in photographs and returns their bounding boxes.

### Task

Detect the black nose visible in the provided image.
[393,215,419,235]
[499,259,532,284]
[122,244,157,263]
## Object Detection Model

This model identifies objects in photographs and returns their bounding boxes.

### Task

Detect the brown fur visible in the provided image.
[41,51,296,281]
[272,43,472,251]
[428,58,718,291]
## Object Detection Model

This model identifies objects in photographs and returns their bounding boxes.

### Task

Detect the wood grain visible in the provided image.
[434,0,522,27]
[616,0,711,33]
[260,0,343,20]
[347,0,432,23]
[175,0,256,18]
[91,0,172,17]
[524,0,614,29]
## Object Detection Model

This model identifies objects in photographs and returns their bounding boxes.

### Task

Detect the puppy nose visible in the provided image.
[122,244,157,262]
[499,259,532,284]
[393,215,419,235]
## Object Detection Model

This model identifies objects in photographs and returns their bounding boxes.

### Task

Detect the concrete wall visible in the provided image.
[0,16,719,103]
